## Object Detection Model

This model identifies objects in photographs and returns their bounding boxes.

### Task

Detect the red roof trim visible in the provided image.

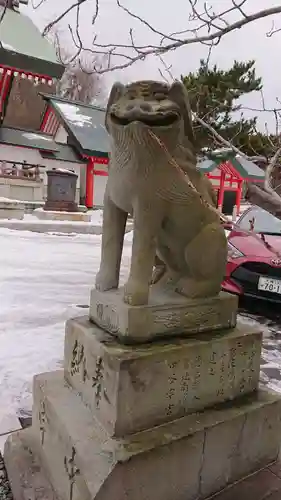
[83,154,109,165]
[219,161,242,179]
[0,64,53,82]
[40,105,60,136]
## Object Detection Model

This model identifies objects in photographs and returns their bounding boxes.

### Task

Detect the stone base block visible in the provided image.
[64,317,262,437]
[90,287,238,343]
[34,208,91,222]
[0,208,24,220]
[5,371,281,500]
[0,200,24,220]
[4,428,57,500]
[44,200,78,212]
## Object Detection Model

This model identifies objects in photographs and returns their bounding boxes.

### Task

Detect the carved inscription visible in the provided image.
[163,336,259,416]
[209,350,217,376]
[153,310,181,330]
[96,303,119,333]
[64,447,80,500]
[247,344,257,387]
[217,351,226,397]
[238,340,257,392]
[70,338,107,408]
[154,306,222,333]
[227,346,237,390]
[70,340,87,381]
[180,360,191,398]
[166,359,179,416]
[39,400,47,446]
[184,306,220,331]
[92,356,104,408]
[191,354,202,400]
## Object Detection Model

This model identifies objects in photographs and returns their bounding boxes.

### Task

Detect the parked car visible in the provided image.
[222,206,281,303]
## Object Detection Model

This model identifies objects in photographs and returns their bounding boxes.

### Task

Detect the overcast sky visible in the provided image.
[24,0,281,131]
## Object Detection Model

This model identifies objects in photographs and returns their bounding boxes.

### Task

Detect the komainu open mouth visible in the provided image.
[110,112,179,127]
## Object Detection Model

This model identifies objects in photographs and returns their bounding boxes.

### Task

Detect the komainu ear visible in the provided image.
[168,80,195,146]
[105,82,125,132]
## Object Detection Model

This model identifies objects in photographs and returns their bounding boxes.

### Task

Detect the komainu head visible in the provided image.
[105,80,195,148]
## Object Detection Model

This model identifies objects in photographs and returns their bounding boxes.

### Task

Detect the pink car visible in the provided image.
[222,206,281,303]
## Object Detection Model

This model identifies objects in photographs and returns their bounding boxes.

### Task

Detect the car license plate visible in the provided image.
[258,277,281,294]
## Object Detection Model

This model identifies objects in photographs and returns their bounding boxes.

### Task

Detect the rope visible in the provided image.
[147,128,225,219]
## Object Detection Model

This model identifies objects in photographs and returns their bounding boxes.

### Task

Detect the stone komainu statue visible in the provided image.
[95,80,227,306]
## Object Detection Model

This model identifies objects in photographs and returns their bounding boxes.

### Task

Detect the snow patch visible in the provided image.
[0,196,22,203]
[50,168,76,174]
[0,228,131,416]
[0,209,104,225]
[1,41,17,52]
[124,230,133,243]
[23,133,53,142]
[56,102,94,128]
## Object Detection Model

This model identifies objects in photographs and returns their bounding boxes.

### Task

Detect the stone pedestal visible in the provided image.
[90,288,238,343]
[65,317,261,436]
[33,208,91,222]
[4,314,281,500]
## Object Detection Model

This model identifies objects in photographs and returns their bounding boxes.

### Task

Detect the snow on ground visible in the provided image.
[0,197,19,203]
[0,227,132,417]
[2,209,104,225]
[1,223,281,418]
[239,306,281,394]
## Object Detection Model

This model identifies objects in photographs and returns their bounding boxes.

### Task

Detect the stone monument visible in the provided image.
[44,168,78,212]
[4,80,281,500]
[34,168,91,222]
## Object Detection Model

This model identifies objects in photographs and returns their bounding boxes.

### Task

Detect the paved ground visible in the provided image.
[214,460,281,499]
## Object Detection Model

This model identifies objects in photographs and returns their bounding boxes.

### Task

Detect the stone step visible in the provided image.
[65,316,262,437]
[32,371,111,500]
[17,370,281,500]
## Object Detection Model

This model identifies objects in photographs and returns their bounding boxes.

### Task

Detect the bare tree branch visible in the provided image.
[245,183,281,219]
[194,113,249,158]
[190,101,281,220]
[264,148,281,202]
[42,0,88,37]
[197,110,281,221]
[157,55,175,83]
[29,1,281,74]
[0,0,9,30]
[52,30,106,104]
[31,0,46,8]
[33,0,281,218]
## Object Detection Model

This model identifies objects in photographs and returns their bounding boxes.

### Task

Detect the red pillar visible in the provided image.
[85,158,94,208]
[40,106,52,132]
[0,69,13,120]
[236,180,243,215]
[217,170,225,211]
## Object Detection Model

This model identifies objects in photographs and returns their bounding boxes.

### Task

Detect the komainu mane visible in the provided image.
[95,80,227,306]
